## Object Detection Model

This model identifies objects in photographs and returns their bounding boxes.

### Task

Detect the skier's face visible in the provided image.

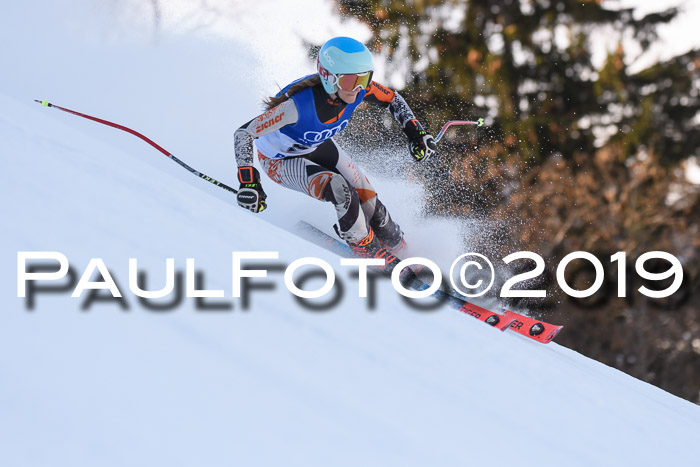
[337,88,360,104]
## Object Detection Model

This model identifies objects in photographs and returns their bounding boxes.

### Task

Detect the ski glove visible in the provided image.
[404,119,438,162]
[237,166,267,213]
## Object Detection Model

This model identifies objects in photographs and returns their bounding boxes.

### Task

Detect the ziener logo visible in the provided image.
[255,112,285,134]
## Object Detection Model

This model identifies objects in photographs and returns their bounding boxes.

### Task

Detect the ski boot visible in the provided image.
[347,229,417,287]
[370,202,406,254]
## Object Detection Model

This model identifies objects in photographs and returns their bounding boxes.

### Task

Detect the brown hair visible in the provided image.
[263,75,322,110]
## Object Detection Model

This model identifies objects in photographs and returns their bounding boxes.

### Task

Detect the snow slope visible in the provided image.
[2,3,700,467]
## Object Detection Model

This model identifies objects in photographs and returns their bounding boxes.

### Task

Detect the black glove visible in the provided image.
[404,119,438,162]
[237,166,267,213]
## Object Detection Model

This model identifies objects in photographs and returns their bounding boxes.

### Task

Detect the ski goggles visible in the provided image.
[334,71,373,92]
[320,63,373,92]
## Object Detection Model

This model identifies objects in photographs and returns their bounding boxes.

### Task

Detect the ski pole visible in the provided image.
[34,99,238,195]
[434,118,484,143]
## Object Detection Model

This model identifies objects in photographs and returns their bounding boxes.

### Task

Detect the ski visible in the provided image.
[294,221,564,342]
[503,310,563,344]
[293,221,521,334]
[446,291,564,343]
[451,296,517,331]
[407,278,517,331]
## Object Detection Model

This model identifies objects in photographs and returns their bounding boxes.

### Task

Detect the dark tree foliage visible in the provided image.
[334,0,700,404]
[338,0,696,165]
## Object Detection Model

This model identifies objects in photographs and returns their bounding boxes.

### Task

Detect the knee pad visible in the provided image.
[321,173,354,209]
[321,174,367,239]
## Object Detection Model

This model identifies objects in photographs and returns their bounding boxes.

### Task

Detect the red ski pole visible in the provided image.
[34,99,238,194]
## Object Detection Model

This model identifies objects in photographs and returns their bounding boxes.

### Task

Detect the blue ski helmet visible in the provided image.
[317,37,374,94]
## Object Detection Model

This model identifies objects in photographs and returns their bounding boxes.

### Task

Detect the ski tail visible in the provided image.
[503,310,563,343]
[457,301,517,331]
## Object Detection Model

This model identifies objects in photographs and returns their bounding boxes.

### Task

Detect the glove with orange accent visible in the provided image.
[404,119,438,162]
[237,166,267,213]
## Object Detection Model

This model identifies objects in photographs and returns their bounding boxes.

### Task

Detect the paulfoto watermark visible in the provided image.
[16,250,686,312]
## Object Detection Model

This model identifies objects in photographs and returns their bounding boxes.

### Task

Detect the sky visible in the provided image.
[610,0,700,70]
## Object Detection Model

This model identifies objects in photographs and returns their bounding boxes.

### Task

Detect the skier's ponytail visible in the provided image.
[264,75,321,110]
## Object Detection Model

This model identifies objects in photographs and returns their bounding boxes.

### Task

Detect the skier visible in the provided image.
[234,36,437,272]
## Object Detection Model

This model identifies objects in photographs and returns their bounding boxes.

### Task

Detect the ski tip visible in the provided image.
[34,99,50,107]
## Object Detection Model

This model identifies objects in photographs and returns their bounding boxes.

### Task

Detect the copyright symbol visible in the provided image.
[449,253,495,298]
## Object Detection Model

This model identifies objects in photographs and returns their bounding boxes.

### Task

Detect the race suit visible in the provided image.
[234,75,417,245]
